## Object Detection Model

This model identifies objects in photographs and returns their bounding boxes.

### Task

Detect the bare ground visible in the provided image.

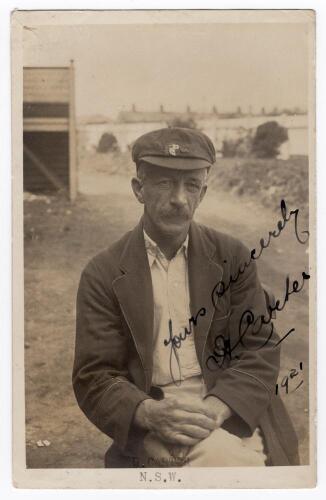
[24,162,310,468]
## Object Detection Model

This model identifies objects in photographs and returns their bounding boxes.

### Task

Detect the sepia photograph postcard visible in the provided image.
[11,9,316,489]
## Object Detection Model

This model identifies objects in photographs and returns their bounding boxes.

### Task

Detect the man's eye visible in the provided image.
[158,180,171,188]
[186,183,200,192]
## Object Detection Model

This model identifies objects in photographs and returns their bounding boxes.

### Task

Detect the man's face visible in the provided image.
[132,164,208,238]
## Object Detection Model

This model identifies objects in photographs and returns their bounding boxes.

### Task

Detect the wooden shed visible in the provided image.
[23,62,77,200]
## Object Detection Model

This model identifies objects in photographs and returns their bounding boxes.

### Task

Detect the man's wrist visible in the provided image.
[204,395,233,423]
[133,398,155,430]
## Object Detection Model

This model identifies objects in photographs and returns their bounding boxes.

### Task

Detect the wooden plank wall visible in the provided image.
[23,102,69,118]
[23,66,77,200]
[68,62,77,200]
[23,132,69,192]
[23,68,70,103]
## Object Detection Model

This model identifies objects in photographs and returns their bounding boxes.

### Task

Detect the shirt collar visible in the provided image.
[143,229,189,267]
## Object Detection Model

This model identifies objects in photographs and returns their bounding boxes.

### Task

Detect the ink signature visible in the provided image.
[206,271,310,370]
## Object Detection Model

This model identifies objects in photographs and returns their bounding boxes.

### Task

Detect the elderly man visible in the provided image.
[73,127,299,468]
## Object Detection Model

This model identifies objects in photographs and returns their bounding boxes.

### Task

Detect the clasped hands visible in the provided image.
[134,393,233,448]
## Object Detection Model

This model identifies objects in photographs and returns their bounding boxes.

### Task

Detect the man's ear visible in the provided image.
[131,177,145,204]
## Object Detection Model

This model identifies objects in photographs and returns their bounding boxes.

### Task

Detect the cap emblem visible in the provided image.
[168,144,180,156]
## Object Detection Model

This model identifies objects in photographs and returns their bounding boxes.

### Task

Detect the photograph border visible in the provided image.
[11,8,316,489]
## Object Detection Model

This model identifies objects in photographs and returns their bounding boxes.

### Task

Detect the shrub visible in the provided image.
[221,135,252,158]
[251,121,288,158]
[222,139,238,158]
[97,132,120,153]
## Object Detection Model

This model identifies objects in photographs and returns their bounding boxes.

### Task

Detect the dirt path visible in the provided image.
[24,172,310,468]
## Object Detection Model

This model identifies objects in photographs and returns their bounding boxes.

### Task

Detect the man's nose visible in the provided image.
[170,184,187,207]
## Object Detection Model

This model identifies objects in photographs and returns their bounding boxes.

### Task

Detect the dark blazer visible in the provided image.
[73,219,299,467]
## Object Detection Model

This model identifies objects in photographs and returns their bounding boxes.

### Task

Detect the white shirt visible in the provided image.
[143,230,203,387]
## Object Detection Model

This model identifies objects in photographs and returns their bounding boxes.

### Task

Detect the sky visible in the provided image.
[23,22,310,119]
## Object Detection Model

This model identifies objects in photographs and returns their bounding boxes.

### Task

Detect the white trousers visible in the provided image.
[143,426,266,467]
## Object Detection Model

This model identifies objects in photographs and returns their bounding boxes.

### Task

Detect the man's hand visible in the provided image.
[204,396,233,427]
[134,395,217,447]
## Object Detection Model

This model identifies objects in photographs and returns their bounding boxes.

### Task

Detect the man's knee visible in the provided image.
[185,428,266,467]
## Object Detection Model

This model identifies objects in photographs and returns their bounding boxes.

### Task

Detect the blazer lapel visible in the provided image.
[188,222,224,367]
[112,220,154,389]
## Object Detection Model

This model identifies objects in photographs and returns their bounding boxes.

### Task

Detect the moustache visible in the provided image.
[162,210,190,220]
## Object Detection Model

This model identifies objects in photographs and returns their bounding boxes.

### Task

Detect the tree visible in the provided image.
[251,121,288,158]
[97,132,120,153]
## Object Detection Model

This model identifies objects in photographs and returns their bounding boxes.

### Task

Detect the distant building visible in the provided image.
[78,115,167,153]
[77,108,308,157]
